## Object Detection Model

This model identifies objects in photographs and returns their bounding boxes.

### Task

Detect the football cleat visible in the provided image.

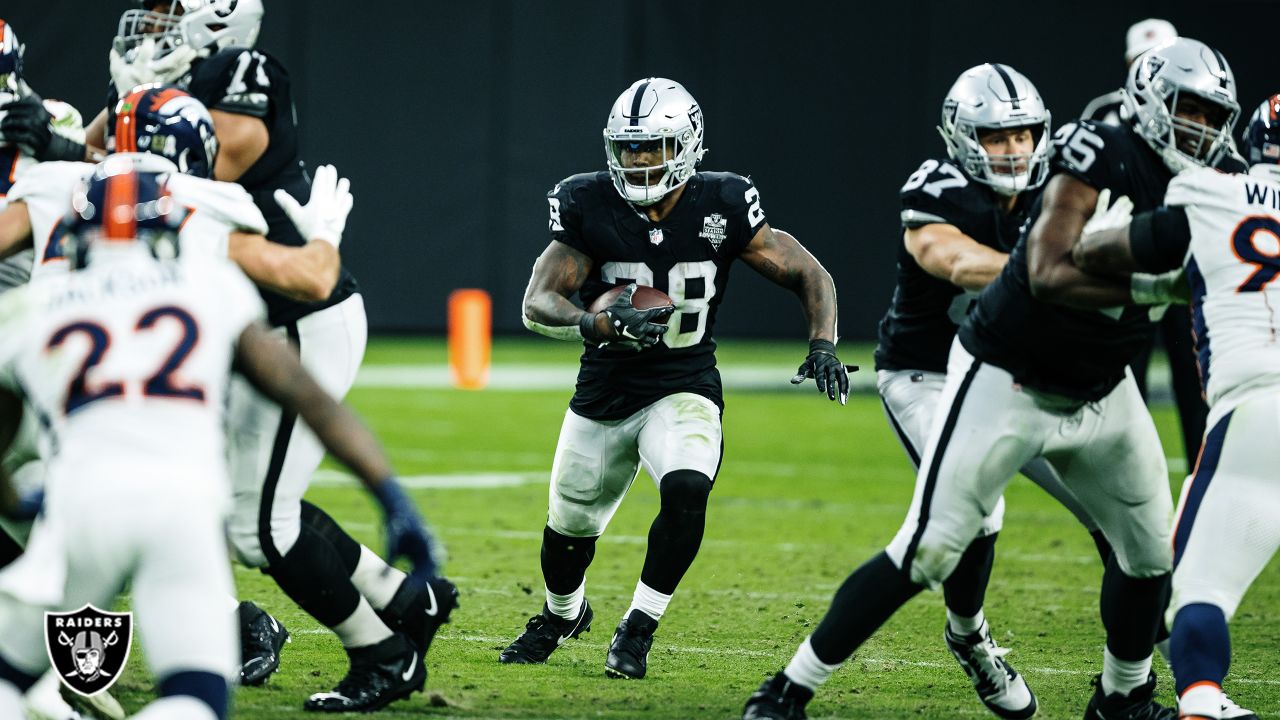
[376,575,459,658]
[1220,693,1258,720]
[303,633,424,713]
[1083,672,1177,720]
[742,672,813,720]
[944,621,1037,719]
[238,600,291,686]
[499,600,593,664]
[605,610,657,679]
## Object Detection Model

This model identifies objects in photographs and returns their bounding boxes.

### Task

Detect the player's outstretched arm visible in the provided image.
[0,203,34,259]
[227,231,339,302]
[521,239,613,342]
[1027,174,1132,309]
[233,322,440,578]
[904,223,1008,292]
[740,225,851,403]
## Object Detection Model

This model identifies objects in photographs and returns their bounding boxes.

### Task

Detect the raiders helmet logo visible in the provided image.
[214,0,241,19]
[45,605,133,697]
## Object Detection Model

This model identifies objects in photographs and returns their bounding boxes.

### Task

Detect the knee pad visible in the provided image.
[658,470,712,513]
[157,671,228,720]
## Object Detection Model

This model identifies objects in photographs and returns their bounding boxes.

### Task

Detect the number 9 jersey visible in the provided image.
[548,170,767,421]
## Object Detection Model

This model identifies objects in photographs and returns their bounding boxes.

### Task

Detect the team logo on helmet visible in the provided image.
[45,605,133,697]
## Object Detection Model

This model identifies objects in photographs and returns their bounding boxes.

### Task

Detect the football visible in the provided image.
[587,284,675,322]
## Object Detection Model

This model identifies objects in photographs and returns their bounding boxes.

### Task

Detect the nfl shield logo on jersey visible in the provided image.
[699,213,728,251]
[649,228,664,245]
[45,605,133,697]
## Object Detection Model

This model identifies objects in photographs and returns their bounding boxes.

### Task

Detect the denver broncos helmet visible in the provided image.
[108,83,218,178]
[64,156,186,268]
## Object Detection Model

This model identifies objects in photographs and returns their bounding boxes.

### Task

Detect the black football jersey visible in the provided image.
[959,120,1172,401]
[875,158,1037,373]
[549,171,767,421]
[108,47,358,327]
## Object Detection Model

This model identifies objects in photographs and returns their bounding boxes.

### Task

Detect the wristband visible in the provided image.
[579,312,605,344]
[808,338,837,356]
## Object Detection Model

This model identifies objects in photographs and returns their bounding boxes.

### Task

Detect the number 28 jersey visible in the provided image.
[549,171,767,420]
[0,250,263,485]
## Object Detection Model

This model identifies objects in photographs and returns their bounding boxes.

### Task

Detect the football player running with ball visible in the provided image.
[743,38,1240,720]
[875,63,1106,718]
[504,77,849,680]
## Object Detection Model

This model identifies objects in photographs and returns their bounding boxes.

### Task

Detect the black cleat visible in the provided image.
[499,600,592,664]
[605,610,657,679]
[377,575,459,658]
[303,633,425,713]
[1083,672,1177,720]
[238,601,291,686]
[742,672,813,720]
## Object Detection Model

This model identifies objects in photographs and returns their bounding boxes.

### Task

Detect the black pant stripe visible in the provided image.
[902,359,983,577]
[258,322,301,567]
[881,397,922,468]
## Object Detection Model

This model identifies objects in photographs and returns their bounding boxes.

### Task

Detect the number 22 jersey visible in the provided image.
[548,171,767,420]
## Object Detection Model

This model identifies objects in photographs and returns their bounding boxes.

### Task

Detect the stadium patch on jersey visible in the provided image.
[46,605,133,697]
[699,213,727,250]
[649,228,664,246]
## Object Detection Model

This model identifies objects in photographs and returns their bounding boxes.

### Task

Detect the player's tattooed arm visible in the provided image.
[740,225,838,342]
[904,223,1008,292]
[1027,174,1133,309]
[521,240,610,341]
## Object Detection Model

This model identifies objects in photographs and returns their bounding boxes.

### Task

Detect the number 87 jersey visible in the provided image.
[0,250,264,484]
[548,170,766,421]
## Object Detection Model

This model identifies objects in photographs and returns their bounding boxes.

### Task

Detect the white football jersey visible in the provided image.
[1167,167,1280,411]
[8,160,268,281]
[0,247,264,488]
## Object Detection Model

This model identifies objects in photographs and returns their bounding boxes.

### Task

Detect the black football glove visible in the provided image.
[373,477,441,581]
[592,282,675,348]
[791,339,856,404]
[0,94,85,162]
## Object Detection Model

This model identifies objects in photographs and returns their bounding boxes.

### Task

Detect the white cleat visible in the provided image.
[944,622,1037,719]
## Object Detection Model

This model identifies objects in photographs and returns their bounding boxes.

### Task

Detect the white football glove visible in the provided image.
[273,164,353,248]
[1082,188,1134,236]
[109,39,198,96]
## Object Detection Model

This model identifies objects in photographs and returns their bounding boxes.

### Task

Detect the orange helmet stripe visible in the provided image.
[103,170,137,242]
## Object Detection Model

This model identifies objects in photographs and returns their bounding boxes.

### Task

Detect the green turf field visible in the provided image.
[108,338,1279,719]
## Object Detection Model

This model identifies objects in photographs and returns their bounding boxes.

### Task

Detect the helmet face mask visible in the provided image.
[603,78,706,207]
[1124,38,1240,174]
[938,64,1051,197]
[115,0,263,75]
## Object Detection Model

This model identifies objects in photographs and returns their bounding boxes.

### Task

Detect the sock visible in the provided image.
[1090,530,1114,565]
[1170,603,1231,695]
[626,580,672,622]
[808,552,924,664]
[640,470,712,593]
[541,526,597,596]
[351,545,407,611]
[331,597,394,649]
[783,637,841,691]
[157,671,229,720]
[947,608,986,637]
[129,696,219,720]
[266,524,364,628]
[1102,647,1151,697]
[1100,558,1168,661]
[301,500,362,574]
[546,581,585,621]
[942,533,996,619]
[1179,682,1224,720]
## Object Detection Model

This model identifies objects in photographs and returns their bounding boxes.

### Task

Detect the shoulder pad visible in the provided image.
[899,158,982,228]
[8,162,92,203]
[167,175,268,235]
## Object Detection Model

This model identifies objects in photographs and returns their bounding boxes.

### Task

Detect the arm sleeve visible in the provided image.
[1128,206,1191,273]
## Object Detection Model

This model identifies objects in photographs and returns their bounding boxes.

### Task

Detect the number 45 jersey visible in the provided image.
[548,170,767,421]
[0,249,264,484]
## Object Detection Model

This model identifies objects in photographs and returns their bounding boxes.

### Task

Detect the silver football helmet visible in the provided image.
[603,77,706,206]
[115,0,263,69]
[938,63,1051,196]
[1123,37,1239,174]
[0,19,30,106]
